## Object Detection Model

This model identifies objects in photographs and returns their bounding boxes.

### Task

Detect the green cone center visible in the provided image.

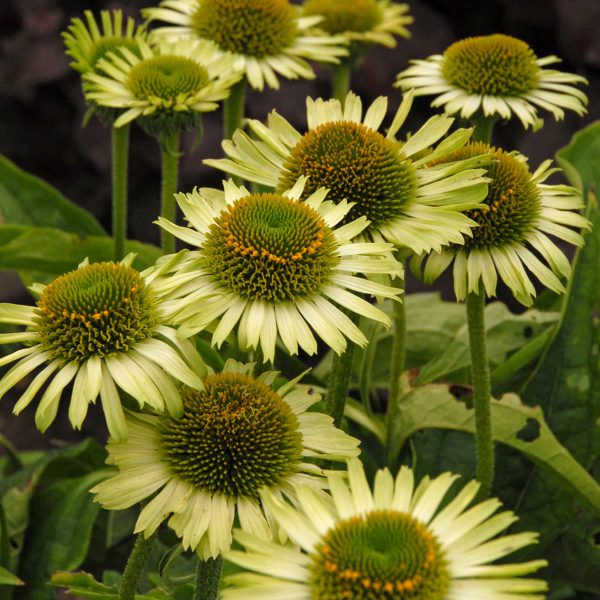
[278,121,416,227]
[309,509,450,599]
[202,193,339,302]
[191,0,298,57]
[127,55,209,102]
[35,262,157,360]
[441,34,540,96]
[303,0,382,34]
[159,372,303,496]
[434,142,541,249]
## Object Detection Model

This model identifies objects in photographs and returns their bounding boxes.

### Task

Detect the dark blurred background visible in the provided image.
[0,0,599,448]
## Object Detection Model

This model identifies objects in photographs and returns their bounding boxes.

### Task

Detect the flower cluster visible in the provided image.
[0,3,593,599]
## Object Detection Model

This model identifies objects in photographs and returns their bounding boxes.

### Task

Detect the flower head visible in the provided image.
[84,37,242,134]
[205,91,490,254]
[91,359,360,558]
[62,10,148,123]
[303,0,412,49]
[143,0,348,90]
[411,143,591,305]
[153,177,403,361]
[0,255,206,440]
[396,33,588,129]
[223,458,548,600]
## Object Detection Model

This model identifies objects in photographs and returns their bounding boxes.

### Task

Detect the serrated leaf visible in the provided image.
[0,155,105,236]
[386,384,600,516]
[0,225,160,285]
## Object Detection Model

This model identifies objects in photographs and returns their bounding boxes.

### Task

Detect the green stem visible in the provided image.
[193,555,222,600]
[119,531,157,600]
[331,59,352,102]
[159,132,181,255]
[465,290,494,500]
[325,343,356,428]
[471,114,496,143]
[111,124,130,261]
[224,79,247,140]
[386,276,406,466]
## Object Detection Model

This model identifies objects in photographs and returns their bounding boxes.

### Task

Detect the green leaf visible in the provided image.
[0,155,105,236]
[387,384,600,516]
[0,566,23,586]
[51,572,162,600]
[0,225,161,285]
[351,294,557,394]
[414,301,558,385]
[0,440,105,598]
[50,572,186,600]
[485,123,600,593]
[17,470,108,600]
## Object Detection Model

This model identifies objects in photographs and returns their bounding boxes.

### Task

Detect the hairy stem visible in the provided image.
[325,343,356,428]
[111,124,130,261]
[193,555,223,600]
[119,531,157,600]
[466,290,494,500]
[331,59,352,102]
[224,79,247,140]
[159,132,181,255]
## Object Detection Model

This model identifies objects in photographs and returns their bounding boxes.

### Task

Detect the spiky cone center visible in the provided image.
[308,509,450,599]
[278,121,417,227]
[303,0,382,34]
[159,372,303,496]
[127,55,210,102]
[432,142,541,249]
[441,34,540,96]
[202,193,340,302]
[35,262,157,360]
[191,0,298,57]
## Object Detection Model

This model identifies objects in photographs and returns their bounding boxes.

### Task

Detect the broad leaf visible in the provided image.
[386,384,600,517]
[0,225,161,285]
[0,156,105,236]
[0,566,22,586]
[17,471,108,600]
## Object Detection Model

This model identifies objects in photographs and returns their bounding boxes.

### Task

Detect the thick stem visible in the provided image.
[119,532,157,600]
[331,59,352,102]
[325,343,356,428]
[471,114,496,144]
[224,79,247,140]
[111,124,130,261]
[465,290,494,500]
[159,132,181,255]
[193,555,222,600]
[386,277,406,466]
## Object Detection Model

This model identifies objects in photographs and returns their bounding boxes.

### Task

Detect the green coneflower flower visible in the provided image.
[143,0,348,90]
[62,9,148,123]
[396,33,588,130]
[84,37,242,134]
[91,359,360,559]
[223,458,548,600]
[411,143,590,305]
[152,177,403,362]
[0,255,206,440]
[303,0,412,48]
[205,91,491,254]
